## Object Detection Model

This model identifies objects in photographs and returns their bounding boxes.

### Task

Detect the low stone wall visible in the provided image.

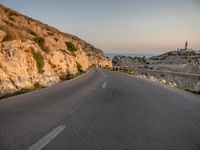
[137,70,200,93]
[111,66,200,93]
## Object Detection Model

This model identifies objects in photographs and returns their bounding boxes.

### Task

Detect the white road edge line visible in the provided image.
[28,125,66,150]
[102,82,107,88]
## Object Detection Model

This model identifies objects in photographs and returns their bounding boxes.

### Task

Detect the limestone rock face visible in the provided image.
[0,5,112,96]
[0,30,6,42]
[112,52,200,93]
[113,51,200,75]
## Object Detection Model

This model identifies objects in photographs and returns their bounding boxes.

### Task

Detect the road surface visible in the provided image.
[0,68,200,150]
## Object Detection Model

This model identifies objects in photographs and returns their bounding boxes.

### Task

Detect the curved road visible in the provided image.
[0,69,200,150]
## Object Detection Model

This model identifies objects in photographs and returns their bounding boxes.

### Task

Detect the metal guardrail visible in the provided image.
[111,66,200,78]
[109,66,200,93]
[137,70,200,80]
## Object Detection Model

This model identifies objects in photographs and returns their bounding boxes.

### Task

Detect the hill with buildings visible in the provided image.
[113,42,200,74]
[0,5,112,97]
[112,43,200,93]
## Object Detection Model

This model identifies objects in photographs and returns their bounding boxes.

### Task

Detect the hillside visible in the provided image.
[112,51,200,74]
[0,5,112,96]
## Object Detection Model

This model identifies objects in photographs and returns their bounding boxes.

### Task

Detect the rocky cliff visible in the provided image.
[113,51,200,74]
[112,51,200,93]
[0,5,112,96]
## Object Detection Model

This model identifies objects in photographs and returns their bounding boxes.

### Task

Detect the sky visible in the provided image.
[0,0,200,54]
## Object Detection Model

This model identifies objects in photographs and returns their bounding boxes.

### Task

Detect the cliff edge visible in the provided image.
[0,5,112,96]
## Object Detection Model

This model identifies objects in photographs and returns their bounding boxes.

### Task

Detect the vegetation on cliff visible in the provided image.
[31,48,44,74]
[0,5,112,97]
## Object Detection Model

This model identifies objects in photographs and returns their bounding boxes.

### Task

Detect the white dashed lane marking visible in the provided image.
[28,125,66,150]
[102,82,107,88]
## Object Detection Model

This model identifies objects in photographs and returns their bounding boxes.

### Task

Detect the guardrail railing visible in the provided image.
[111,66,200,79]
[110,66,200,93]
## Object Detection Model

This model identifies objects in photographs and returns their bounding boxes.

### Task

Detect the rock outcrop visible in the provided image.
[112,51,200,93]
[113,51,200,74]
[0,5,112,96]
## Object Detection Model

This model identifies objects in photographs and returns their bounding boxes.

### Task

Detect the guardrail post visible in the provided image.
[165,73,172,83]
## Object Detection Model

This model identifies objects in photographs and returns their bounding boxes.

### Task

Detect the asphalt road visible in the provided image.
[0,68,200,150]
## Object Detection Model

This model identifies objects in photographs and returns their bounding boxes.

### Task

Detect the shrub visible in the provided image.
[9,11,19,17]
[0,83,45,100]
[65,42,77,55]
[31,48,44,74]
[76,62,83,73]
[0,89,33,100]
[60,73,75,81]
[34,82,44,89]
[59,68,85,81]
[34,37,49,53]
[27,29,37,36]
[185,89,200,94]
[34,37,44,48]
[60,70,75,81]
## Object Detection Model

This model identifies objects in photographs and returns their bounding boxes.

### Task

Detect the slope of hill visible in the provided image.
[0,5,112,96]
[112,51,200,74]
[112,51,200,93]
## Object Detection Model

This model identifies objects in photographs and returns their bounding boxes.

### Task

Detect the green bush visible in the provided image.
[27,29,37,36]
[34,37,49,53]
[34,37,44,48]
[31,48,44,74]
[60,73,75,81]
[60,70,75,81]
[0,89,33,100]
[34,82,44,89]
[0,83,45,100]
[65,42,77,54]
[9,11,19,17]
[59,66,86,81]
[185,89,200,94]
[76,62,84,73]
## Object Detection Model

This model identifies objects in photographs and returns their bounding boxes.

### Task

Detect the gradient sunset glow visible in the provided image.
[1,0,200,54]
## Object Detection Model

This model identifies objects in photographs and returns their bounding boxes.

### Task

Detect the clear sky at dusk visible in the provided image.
[1,0,200,54]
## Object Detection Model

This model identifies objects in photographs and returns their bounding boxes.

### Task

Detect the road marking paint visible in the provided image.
[102,82,107,88]
[28,125,66,150]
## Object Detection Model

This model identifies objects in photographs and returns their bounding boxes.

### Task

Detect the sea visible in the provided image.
[106,53,156,59]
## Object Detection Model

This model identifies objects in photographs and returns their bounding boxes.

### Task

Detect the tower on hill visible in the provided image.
[185,41,188,50]
[180,41,193,52]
